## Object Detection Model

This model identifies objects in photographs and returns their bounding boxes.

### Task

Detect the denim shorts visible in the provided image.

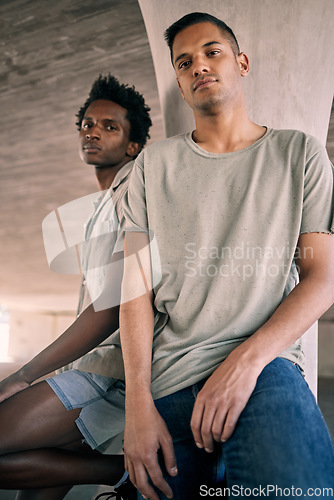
[46,370,125,453]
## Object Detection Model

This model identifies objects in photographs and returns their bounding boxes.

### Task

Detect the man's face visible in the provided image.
[79,99,136,167]
[173,22,248,113]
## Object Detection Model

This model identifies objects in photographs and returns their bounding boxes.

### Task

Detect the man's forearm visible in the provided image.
[230,271,334,372]
[232,233,334,371]
[191,272,334,448]
[18,303,119,384]
[120,291,177,500]
[191,233,334,447]
[120,291,154,400]
[120,231,155,400]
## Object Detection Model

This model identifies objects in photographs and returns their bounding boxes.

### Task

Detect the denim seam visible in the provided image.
[75,416,99,449]
[46,377,102,409]
[45,378,74,410]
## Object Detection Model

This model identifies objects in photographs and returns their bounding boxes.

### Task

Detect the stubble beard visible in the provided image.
[193,87,229,115]
[194,80,242,116]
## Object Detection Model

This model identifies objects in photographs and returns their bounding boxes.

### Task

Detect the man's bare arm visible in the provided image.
[120,232,177,500]
[0,302,120,402]
[0,250,126,401]
[191,232,334,451]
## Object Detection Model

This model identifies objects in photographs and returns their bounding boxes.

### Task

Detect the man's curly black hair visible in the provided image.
[76,74,152,155]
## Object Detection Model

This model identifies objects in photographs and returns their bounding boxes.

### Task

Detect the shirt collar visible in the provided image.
[111,160,134,191]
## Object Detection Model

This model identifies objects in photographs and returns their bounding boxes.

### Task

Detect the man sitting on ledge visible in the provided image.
[0,74,151,500]
[120,12,334,500]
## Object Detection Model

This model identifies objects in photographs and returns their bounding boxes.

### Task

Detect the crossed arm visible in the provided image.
[120,231,334,500]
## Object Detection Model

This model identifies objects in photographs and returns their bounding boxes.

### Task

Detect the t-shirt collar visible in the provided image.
[111,160,134,191]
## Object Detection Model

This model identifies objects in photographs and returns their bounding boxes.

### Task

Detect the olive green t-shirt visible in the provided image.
[123,128,334,400]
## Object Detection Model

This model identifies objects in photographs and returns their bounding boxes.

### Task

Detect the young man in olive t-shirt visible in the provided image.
[120,12,334,500]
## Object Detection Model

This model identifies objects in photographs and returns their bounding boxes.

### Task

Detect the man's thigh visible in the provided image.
[223,358,334,491]
[142,358,334,499]
[0,380,82,454]
[46,370,125,451]
[148,382,223,500]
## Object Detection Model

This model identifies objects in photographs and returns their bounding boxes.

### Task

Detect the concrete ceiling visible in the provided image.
[0,0,333,312]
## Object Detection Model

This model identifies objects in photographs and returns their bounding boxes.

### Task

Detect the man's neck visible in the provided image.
[192,105,266,154]
[94,158,131,191]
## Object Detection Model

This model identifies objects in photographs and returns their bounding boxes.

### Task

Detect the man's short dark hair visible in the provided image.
[164,12,240,64]
[76,74,152,154]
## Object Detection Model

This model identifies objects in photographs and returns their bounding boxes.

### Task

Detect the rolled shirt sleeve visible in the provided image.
[122,155,149,234]
[301,138,334,235]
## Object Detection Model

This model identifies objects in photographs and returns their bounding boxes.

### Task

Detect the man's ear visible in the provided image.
[127,141,141,158]
[238,52,250,77]
[177,78,185,100]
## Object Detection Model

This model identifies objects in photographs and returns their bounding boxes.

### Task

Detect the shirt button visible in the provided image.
[82,280,87,286]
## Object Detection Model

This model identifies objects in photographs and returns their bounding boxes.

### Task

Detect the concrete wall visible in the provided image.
[7,310,75,363]
[319,307,334,377]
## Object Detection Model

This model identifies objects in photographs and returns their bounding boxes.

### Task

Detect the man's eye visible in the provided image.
[208,50,219,56]
[179,60,191,70]
[107,125,117,131]
[83,123,92,129]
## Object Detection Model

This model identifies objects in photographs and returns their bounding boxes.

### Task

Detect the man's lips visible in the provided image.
[193,77,217,92]
[83,143,101,152]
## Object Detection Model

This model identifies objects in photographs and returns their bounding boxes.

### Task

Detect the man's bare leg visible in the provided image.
[0,381,124,491]
[0,447,123,488]
[15,486,72,500]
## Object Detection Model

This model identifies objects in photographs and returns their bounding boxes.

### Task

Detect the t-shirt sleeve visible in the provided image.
[301,142,334,235]
[122,156,149,234]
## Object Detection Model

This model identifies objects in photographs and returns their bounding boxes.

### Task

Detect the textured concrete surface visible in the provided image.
[319,377,334,440]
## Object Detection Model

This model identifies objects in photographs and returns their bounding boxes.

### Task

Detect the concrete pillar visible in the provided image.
[138,0,334,396]
[319,307,334,377]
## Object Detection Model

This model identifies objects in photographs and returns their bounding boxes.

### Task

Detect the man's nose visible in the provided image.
[86,125,100,139]
[193,57,209,77]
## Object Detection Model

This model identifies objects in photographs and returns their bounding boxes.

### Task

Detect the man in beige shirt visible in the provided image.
[120,12,334,500]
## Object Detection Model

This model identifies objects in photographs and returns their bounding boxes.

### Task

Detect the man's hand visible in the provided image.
[191,351,260,452]
[191,234,334,453]
[124,399,177,500]
[0,371,30,403]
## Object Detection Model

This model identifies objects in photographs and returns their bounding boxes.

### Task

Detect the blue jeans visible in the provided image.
[138,358,334,499]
